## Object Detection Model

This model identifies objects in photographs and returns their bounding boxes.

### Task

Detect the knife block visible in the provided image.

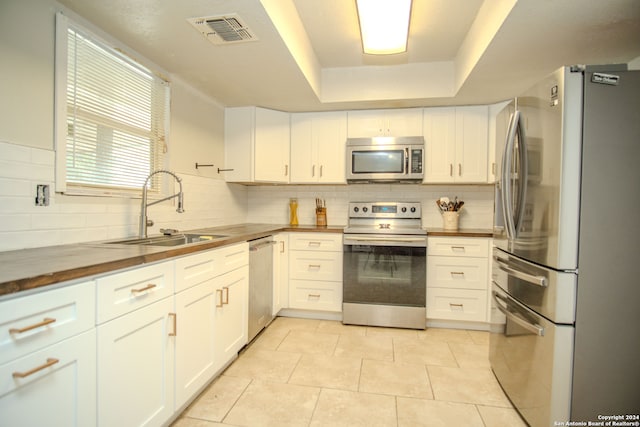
[316,208,327,227]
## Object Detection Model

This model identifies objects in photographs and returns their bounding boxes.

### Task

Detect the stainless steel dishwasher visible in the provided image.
[248,236,276,342]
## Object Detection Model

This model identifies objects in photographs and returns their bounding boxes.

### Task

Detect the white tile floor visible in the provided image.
[171,317,527,427]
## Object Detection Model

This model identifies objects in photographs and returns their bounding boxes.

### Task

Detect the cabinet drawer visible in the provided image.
[289,233,342,252]
[289,251,342,281]
[174,242,248,293]
[175,250,216,292]
[427,256,488,290]
[96,261,174,324]
[427,288,487,322]
[290,280,341,312]
[0,329,96,427]
[216,241,249,274]
[0,281,95,365]
[427,237,489,257]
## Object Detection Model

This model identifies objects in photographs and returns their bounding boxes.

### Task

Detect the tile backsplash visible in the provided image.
[247,184,495,229]
[0,140,495,252]
[0,141,247,251]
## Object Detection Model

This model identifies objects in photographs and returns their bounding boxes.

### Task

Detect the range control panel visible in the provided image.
[348,202,421,219]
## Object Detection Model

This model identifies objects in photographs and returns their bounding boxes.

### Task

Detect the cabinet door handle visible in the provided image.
[280,241,285,253]
[168,313,177,336]
[216,289,224,307]
[131,283,157,294]
[492,162,496,175]
[222,286,229,305]
[449,164,453,176]
[12,358,59,378]
[458,163,462,176]
[10,317,56,334]
[312,165,315,177]
[284,164,289,176]
[319,165,323,178]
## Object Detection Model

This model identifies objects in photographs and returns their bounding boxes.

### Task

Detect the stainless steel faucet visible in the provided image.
[139,170,184,238]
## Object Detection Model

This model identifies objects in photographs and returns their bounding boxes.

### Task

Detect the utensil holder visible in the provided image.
[442,212,459,230]
[316,208,327,227]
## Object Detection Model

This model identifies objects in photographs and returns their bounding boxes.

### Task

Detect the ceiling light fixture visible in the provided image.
[356,0,412,55]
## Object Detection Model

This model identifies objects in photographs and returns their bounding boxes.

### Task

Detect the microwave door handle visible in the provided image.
[405,148,409,175]
[492,290,545,336]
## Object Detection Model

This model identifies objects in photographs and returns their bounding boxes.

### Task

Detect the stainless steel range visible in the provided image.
[342,202,427,329]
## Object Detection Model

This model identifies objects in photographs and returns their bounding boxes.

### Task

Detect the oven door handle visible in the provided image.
[344,236,426,245]
[494,256,547,287]
[492,290,545,336]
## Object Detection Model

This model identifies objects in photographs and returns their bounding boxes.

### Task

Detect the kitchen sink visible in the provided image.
[105,233,228,247]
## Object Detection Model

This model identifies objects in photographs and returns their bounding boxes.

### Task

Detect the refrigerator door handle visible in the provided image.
[513,114,528,234]
[492,290,545,336]
[494,256,548,287]
[501,112,518,238]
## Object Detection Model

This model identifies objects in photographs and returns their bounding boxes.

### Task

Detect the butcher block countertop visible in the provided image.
[0,224,491,299]
[0,223,343,299]
[425,228,494,238]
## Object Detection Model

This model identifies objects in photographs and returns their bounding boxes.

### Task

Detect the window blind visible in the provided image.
[63,22,169,193]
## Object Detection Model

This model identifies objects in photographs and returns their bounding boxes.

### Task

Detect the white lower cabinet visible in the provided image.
[213,266,248,372]
[288,233,343,312]
[0,280,96,427]
[0,329,96,427]
[175,280,217,409]
[427,237,490,323]
[97,297,175,427]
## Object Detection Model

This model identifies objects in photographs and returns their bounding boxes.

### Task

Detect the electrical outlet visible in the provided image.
[35,184,50,206]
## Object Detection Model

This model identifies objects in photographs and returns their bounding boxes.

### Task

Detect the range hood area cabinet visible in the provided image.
[347,108,423,138]
[224,106,291,183]
[290,112,348,184]
[423,106,489,183]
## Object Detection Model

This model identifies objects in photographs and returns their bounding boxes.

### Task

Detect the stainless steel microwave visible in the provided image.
[346,136,425,182]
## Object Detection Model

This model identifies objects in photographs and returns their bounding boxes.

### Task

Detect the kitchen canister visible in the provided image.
[442,211,459,230]
[289,198,299,226]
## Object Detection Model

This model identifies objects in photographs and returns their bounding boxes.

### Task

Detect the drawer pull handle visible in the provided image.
[450,271,465,276]
[308,241,321,247]
[451,246,466,251]
[449,303,464,307]
[168,313,177,336]
[222,286,229,305]
[308,294,321,298]
[10,317,56,334]
[131,284,157,294]
[216,289,224,308]
[13,358,59,378]
[308,264,321,269]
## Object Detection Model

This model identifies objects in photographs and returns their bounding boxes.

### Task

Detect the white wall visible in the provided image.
[0,0,247,251]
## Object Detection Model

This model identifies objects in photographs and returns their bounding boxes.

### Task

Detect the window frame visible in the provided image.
[54,11,171,197]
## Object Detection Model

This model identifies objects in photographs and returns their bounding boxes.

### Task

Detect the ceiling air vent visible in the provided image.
[187,14,258,45]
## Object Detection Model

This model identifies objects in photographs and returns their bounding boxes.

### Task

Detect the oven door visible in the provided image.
[343,235,426,307]
[490,282,573,427]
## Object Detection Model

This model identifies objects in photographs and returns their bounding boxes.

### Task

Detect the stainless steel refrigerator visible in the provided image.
[490,65,640,427]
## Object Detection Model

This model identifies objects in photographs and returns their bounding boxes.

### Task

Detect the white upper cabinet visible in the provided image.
[290,111,347,184]
[423,106,488,183]
[224,106,290,183]
[347,108,423,138]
